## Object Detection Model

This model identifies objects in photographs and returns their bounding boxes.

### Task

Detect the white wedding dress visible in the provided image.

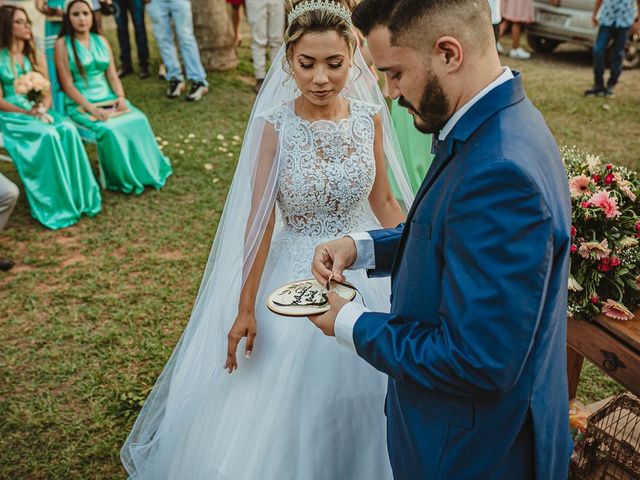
[156,99,395,479]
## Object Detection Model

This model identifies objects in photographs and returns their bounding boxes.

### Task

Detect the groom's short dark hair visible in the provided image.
[352,0,493,52]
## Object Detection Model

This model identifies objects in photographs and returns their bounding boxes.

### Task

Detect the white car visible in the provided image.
[527,0,640,69]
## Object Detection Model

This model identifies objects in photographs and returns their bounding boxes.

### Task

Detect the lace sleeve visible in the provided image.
[262,104,288,133]
[351,99,382,119]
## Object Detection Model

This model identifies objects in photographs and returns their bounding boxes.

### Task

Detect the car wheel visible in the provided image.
[623,34,640,69]
[526,34,562,53]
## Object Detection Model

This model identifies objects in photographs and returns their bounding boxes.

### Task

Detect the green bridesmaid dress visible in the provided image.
[64,33,172,195]
[0,49,102,229]
[390,99,434,195]
[44,0,66,113]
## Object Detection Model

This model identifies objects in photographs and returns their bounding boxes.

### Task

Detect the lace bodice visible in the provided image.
[266,99,380,241]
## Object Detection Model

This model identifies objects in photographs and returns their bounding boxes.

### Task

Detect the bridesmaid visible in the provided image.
[0,5,101,229]
[35,0,66,112]
[390,99,433,195]
[55,0,172,195]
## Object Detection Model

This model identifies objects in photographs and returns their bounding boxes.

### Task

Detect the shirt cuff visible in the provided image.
[335,301,370,353]
[347,232,375,270]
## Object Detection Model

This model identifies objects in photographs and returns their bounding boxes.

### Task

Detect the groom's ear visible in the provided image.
[432,36,463,73]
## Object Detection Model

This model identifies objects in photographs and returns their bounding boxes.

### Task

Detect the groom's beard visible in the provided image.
[399,69,450,135]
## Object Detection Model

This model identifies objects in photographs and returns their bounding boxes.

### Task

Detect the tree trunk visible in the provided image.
[191,0,238,71]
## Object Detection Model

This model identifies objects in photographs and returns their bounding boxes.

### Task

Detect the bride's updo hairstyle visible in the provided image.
[283,0,358,73]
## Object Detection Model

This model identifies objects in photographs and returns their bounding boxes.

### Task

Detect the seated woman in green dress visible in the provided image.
[55,0,172,195]
[35,0,66,113]
[0,5,101,230]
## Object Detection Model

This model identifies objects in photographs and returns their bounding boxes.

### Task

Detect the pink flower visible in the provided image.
[571,225,577,237]
[591,295,599,304]
[601,299,635,321]
[569,175,592,197]
[635,221,640,232]
[578,239,611,260]
[570,245,577,253]
[606,164,613,170]
[604,173,615,185]
[588,191,622,218]
[611,257,621,267]
[581,202,590,208]
[593,174,602,183]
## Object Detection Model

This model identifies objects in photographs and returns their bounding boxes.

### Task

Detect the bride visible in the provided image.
[121,0,414,478]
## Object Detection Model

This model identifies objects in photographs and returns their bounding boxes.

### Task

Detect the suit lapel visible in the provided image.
[390,73,527,282]
[406,137,456,223]
[390,138,457,280]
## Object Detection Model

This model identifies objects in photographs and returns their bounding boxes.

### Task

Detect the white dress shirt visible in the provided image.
[334,67,515,353]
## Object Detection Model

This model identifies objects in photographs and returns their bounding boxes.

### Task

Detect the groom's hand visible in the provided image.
[308,291,349,336]
[311,236,358,287]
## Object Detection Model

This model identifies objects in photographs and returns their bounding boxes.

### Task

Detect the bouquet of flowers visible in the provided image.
[13,71,53,123]
[564,147,640,321]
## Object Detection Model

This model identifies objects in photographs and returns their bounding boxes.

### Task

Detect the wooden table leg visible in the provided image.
[567,345,585,399]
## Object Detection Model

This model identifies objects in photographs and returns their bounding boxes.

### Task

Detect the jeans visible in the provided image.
[114,0,150,69]
[146,0,208,85]
[593,25,630,88]
[245,0,284,80]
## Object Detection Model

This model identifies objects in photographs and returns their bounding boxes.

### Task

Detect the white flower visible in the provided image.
[586,154,601,174]
[568,275,583,292]
[578,239,611,260]
[619,237,639,249]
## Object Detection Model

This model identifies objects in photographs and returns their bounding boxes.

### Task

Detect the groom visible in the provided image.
[309,0,572,478]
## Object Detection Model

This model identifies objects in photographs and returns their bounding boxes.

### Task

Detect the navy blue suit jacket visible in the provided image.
[354,74,573,479]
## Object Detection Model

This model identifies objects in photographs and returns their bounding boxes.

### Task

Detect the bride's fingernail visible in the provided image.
[245,351,252,358]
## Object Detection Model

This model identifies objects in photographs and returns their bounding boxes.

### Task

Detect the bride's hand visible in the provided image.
[225,311,257,373]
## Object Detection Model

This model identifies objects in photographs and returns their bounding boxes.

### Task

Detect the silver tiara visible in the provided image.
[288,0,352,27]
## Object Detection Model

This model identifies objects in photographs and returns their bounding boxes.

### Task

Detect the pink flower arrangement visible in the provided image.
[563,147,640,320]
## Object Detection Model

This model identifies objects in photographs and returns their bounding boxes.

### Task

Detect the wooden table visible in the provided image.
[567,314,640,399]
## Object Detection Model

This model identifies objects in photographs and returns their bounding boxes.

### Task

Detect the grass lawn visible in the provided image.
[1,23,638,478]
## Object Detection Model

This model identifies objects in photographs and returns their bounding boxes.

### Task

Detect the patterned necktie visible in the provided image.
[431,136,442,156]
